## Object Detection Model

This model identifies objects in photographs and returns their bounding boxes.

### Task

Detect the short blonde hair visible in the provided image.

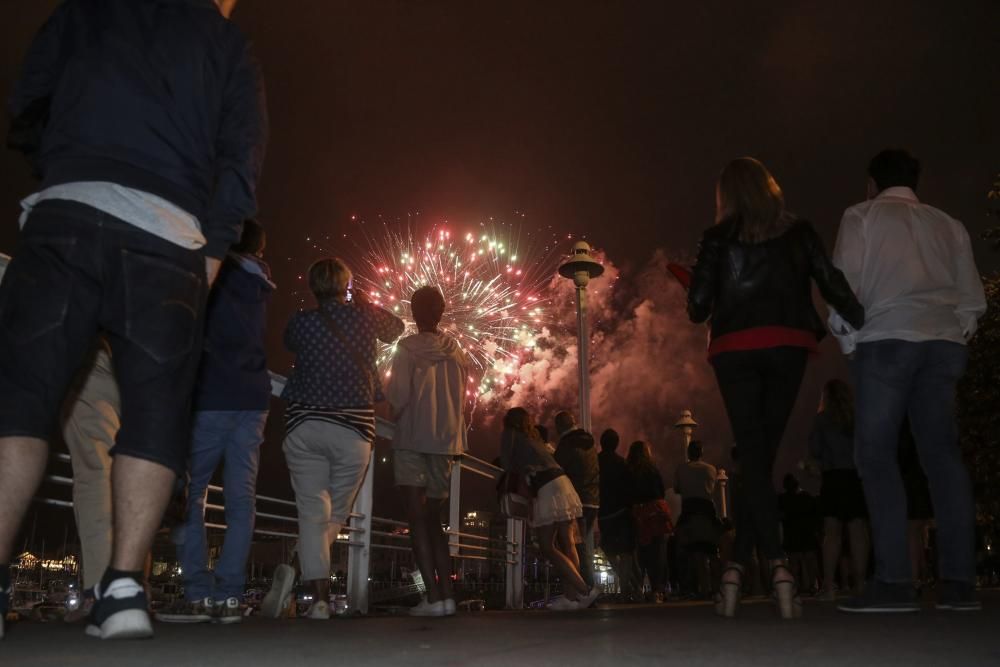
[308,257,352,303]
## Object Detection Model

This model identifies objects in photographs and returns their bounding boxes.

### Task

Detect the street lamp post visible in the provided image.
[558,241,604,433]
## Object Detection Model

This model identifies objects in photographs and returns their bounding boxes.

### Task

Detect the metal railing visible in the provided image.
[35,372,526,615]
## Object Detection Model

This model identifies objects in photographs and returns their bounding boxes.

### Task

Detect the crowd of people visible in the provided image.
[0,0,989,644]
[685,154,986,618]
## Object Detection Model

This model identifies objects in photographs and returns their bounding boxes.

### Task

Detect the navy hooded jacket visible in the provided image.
[193,254,274,411]
[7,0,268,258]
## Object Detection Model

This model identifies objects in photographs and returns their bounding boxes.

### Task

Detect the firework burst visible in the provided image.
[298,215,563,405]
[359,224,559,401]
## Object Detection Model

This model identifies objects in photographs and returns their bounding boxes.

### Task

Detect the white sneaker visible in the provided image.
[305,600,330,620]
[583,587,601,608]
[547,595,582,611]
[443,598,457,616]
[409,597,447,617]
[260,564,295,619]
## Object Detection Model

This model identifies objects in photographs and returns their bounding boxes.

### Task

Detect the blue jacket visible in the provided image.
[282,301,405,409]
[7,0,268,258]
[193,254,274,411]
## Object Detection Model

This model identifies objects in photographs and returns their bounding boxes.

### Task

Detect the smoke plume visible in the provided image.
[484,249,733,474]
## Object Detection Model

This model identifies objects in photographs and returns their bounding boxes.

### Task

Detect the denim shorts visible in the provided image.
[0,200,206,475]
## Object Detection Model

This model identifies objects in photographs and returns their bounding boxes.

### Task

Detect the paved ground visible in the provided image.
[4,593,999,667]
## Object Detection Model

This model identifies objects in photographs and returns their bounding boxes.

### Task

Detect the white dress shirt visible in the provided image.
[829,186,986,353]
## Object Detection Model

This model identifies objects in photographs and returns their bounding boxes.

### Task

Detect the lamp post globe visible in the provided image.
[558,240,605,287]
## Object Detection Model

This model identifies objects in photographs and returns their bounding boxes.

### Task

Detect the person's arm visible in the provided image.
[369,303,406,343]
[803,221,864,330]
[828,212,867,330]
[7,3,72,168]
[201,32,268,261]
[687,229,720,324]
[952,223,987,339]
[807,420,825,466]
[385,346,412,418]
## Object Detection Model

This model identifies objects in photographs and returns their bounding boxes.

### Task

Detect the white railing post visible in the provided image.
[448,460,461,557]
[505,517,524,609]
[347,450,374,615]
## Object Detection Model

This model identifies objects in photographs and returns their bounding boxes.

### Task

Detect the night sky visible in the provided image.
[2,1,999,521]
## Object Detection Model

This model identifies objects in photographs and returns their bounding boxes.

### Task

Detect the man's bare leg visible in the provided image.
[402,486,443,602]
[0,437,49,562]
[110,455,175,572]
[424,497,455,603]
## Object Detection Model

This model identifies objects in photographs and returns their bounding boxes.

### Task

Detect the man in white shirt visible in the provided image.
[830,149,986,614]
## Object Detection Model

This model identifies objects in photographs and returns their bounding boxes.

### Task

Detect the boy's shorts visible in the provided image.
[393,450,455,499]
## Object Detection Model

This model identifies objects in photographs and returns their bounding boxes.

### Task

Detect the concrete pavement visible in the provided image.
[3,593,999,667]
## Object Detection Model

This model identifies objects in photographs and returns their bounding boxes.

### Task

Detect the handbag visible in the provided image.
[496,469,534,520]
[632,499,674,546]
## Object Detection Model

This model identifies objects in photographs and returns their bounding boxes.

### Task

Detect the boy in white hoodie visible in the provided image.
[386,286,469,617]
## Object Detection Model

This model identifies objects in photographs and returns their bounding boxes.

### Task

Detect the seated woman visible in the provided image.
[499,407,598,610]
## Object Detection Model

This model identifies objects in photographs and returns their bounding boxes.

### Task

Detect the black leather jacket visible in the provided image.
[687,218,864,341]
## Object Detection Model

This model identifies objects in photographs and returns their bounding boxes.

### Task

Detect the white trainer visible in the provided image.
[305,600,330,620]
[409,597,447,617]
[260,564,295,619]
[547,596,582,611]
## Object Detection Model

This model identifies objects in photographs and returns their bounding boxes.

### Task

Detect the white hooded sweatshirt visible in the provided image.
[386,331,469,455]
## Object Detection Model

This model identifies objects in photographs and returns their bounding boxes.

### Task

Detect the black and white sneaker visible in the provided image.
[86,577,153,639]
[213,597,244,624]
[155,597,214,624]
[936,581,982,612]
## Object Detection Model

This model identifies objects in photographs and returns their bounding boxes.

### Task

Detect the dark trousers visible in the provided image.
[711,347,807,567]
[853,340,975,584]
[575,507,598,588]
[637,537,666,592]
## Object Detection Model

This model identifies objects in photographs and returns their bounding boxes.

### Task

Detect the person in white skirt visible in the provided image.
[500,407,599,610]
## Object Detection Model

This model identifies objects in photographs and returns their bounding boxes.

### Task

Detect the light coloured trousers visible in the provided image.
[283,420,371,581]
[62,346,119,591]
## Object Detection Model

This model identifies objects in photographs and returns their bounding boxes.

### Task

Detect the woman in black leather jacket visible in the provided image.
[687,157,864,619]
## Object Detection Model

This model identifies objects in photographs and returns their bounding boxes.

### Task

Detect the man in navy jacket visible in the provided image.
[0,0,267,640]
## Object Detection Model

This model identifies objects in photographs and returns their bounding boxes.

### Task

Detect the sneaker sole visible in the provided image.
[214,615,243,624]
[261,566,295,619]
[935,603,982,612]
[409,609,447,617]
[837,605,920,614]
[155,614,213,624]
[88,609,154,639]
